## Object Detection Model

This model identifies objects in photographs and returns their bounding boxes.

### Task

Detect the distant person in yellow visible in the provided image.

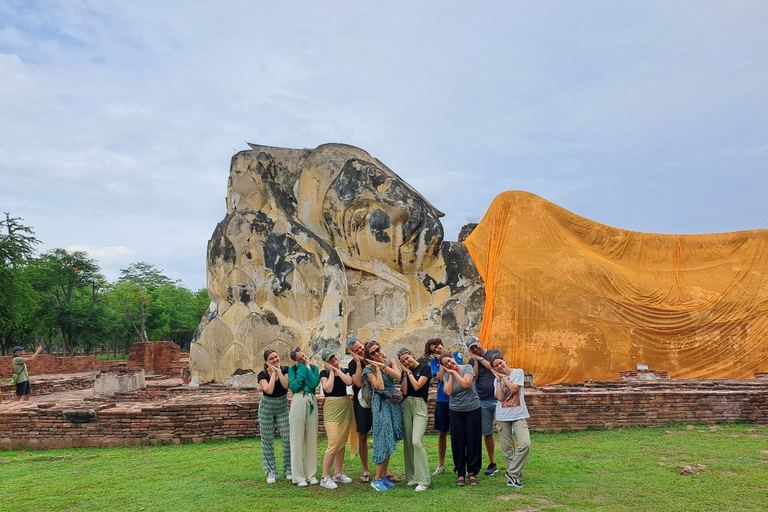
[12,345,43,401]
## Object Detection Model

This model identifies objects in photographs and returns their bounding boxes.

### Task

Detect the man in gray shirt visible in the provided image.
[466,336,501,476]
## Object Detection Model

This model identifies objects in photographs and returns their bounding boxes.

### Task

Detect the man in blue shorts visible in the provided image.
[425,338,463,476]
[466,336,501,476]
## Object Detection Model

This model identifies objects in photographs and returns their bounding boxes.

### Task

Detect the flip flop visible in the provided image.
[385,473,401,483]
[468,475,479,486]
[360,472,371,483]
[457,476,465,487]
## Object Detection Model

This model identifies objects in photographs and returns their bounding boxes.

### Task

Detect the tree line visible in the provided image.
[0,213,209,356]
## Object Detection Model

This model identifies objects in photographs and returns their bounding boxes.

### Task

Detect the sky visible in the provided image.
[1,1,766,291]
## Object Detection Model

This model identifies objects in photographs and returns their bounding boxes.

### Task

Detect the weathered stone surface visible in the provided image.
[62,409,98,423]
[191,143,485,383]
[222,370,260,388]
[94,370,146,396]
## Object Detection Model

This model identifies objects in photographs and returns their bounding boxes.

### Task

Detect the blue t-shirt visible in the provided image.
[429,351,463,402]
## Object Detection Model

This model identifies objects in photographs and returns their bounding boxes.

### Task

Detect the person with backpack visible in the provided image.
[288,347,320,487]
[362,341,403,491]
[347,337,373,483]
[11,346,43,401]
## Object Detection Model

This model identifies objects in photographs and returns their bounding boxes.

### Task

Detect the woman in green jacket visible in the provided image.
[288,347,321,487]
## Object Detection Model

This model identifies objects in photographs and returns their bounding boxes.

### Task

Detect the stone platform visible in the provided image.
[2,371,767,450]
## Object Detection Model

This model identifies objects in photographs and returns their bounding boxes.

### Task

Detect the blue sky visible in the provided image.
[1,0,766,290]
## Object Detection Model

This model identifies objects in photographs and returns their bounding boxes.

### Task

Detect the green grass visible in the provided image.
[96,353,129,361]
[1,424,766,512]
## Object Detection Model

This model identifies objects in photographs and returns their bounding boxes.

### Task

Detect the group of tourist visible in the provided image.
[256,335,531,492]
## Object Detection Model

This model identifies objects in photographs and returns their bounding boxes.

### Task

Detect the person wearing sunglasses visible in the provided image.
[257,349,292,484]
[398,347,432,492]
[362,341,403,491]
[288,347,321,487]
[440,351,482,487]
[347,337,373,483]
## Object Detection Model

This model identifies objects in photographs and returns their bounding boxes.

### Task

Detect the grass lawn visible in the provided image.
[1,423,766,512]
[96,353,129,361]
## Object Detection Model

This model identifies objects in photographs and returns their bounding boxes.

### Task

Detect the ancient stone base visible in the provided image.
[94,370,146,397]
[2,378,768,450]
[619,369,671,381]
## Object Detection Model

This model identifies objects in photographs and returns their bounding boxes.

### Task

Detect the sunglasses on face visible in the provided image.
[370,348,380,356]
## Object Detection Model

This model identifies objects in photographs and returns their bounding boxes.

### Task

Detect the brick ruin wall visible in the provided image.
[1,342,184,380]
[126,342,181,374]
[0,355,114,379]
[2,379,767,450]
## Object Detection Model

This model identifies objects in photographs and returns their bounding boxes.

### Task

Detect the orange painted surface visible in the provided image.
[464,191,768,384]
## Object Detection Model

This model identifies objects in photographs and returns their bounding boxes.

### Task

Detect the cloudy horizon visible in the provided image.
[2,0,766,291]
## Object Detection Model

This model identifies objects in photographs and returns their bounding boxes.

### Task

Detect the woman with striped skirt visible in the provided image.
[257,349,292,484]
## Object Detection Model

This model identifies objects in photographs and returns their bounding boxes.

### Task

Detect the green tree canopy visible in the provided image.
[27,249,107,355]
[1,212,40,267]
[0,213,41,354]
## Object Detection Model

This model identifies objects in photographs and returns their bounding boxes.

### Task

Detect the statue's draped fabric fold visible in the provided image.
[464,191,768,384]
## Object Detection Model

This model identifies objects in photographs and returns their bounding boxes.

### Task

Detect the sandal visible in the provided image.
[469,475,479,487]
[457,476,465,487]
[360,472,371,483]
[385,473,401,483]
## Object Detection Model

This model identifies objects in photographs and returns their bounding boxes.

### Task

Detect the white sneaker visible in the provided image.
[297,480,308,487]
[415,484,429,492]
[333,472,353,484]
[320,476,338,489]
[308,477,319,485]
[266,473,277,484]
[407,481,418,486]
[432,465,446,476]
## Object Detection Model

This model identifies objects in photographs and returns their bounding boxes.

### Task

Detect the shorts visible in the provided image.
[353,397,373,434]
[15,380,32,397]
[480,399,497,436]
[434,401,451,432]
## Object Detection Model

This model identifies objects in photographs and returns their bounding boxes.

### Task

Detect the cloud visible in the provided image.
[1,0,767,291]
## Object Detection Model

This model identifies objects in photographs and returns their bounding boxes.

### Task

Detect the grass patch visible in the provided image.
[1,424,766,511]
[96,353,129,361]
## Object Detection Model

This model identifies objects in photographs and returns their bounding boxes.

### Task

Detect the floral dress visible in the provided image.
[362,361,404,464]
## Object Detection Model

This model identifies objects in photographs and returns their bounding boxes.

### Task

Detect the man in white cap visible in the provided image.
[465,336,502,476]
[11,345,43,401]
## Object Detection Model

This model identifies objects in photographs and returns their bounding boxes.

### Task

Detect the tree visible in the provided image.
[0,213,39,266]
[0,213,41,354]
[27,249,106,355]
[113,262,172,343]
[152,283,209,349]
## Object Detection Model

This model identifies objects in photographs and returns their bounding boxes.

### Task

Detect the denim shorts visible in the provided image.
[480,399,497,436]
